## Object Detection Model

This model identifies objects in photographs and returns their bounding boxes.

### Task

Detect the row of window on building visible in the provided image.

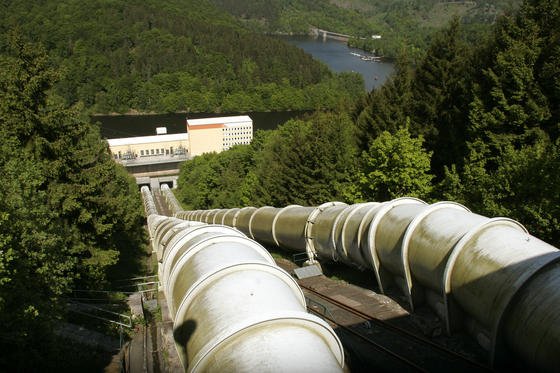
[140,147,171,156]
[223,125,252,150]
[114,146,188,159]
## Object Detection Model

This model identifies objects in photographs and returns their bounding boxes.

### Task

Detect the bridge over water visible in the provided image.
[310,27,352,42]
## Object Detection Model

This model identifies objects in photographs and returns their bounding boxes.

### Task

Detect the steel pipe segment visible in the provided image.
[156,220,205,262]
[149,216,344,372]
[232,206,258,235]
[222,208,240,226]
[341,202,382,268]
[212,209,228,224]
[305,202,347,261]
[147,214,168,241]
[248,206,279,245]
[199,209,213,223]
[441,218,560,368]
[153,217,185,246]
[502,261,560,372]
[189,210,202,221]
[206,209,222,224]
[140,186,158,216]
[159,225,245,289]
[331,203,377,265]
[161,184,183,215]
[271,205,310,250]
[400,202,474,313]
[364,198,426,293]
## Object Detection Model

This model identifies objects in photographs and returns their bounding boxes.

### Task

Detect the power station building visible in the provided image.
[107,133,189,160]
[187,115,253,156]
[107,115,253,160]
[106,115,253,188]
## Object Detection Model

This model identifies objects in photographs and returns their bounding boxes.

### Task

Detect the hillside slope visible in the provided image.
[210,0,522,58]
[1,0,363,113]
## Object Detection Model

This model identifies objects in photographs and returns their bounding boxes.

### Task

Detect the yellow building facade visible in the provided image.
[187,115,253,156]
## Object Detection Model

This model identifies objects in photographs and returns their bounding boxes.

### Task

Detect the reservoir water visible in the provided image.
[96,111,311,138]
[282,36,394,91]
[97,36,394,138]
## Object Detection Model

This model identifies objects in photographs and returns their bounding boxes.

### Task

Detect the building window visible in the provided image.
[141,150,144,156]
[151,149,154,155]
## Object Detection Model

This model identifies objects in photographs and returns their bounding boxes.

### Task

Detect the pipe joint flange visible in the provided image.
[305,202,346,261]
[442,217,527,334]
[248,206,273,240]
[271,205,302,247]
[336,203,379,264]
[400,201,470,311]
[221,208,239,225]
[232,206,256,230]
[366,197,427,293]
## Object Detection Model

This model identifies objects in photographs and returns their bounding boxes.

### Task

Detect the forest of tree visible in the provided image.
[0,0,364,114]
[177,0,559,245]
[0,36,146,369]
[209,0,522,59]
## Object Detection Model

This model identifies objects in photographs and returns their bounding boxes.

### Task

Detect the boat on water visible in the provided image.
[361,55,381,62]
[350,51,382,62]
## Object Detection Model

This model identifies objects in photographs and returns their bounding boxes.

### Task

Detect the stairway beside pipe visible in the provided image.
[142,188,344,372]
[176,198,560,372]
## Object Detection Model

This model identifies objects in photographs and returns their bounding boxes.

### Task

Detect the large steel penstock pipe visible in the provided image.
[146,209,344,371]
[176,199,560,371]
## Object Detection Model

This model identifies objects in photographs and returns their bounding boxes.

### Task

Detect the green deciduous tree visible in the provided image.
[359,125,433,201]
[354,52,413,150]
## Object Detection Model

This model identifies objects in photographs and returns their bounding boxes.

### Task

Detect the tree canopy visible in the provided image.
[0,36,145,369]
[0,0,363,114]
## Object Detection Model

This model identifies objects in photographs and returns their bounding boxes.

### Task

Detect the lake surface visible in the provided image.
[95,111,310,139]
[281,36,394,91]
[96,36,394,138]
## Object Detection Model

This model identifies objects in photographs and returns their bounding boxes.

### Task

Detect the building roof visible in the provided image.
[187,115,252,126]
[107,133,188,147]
